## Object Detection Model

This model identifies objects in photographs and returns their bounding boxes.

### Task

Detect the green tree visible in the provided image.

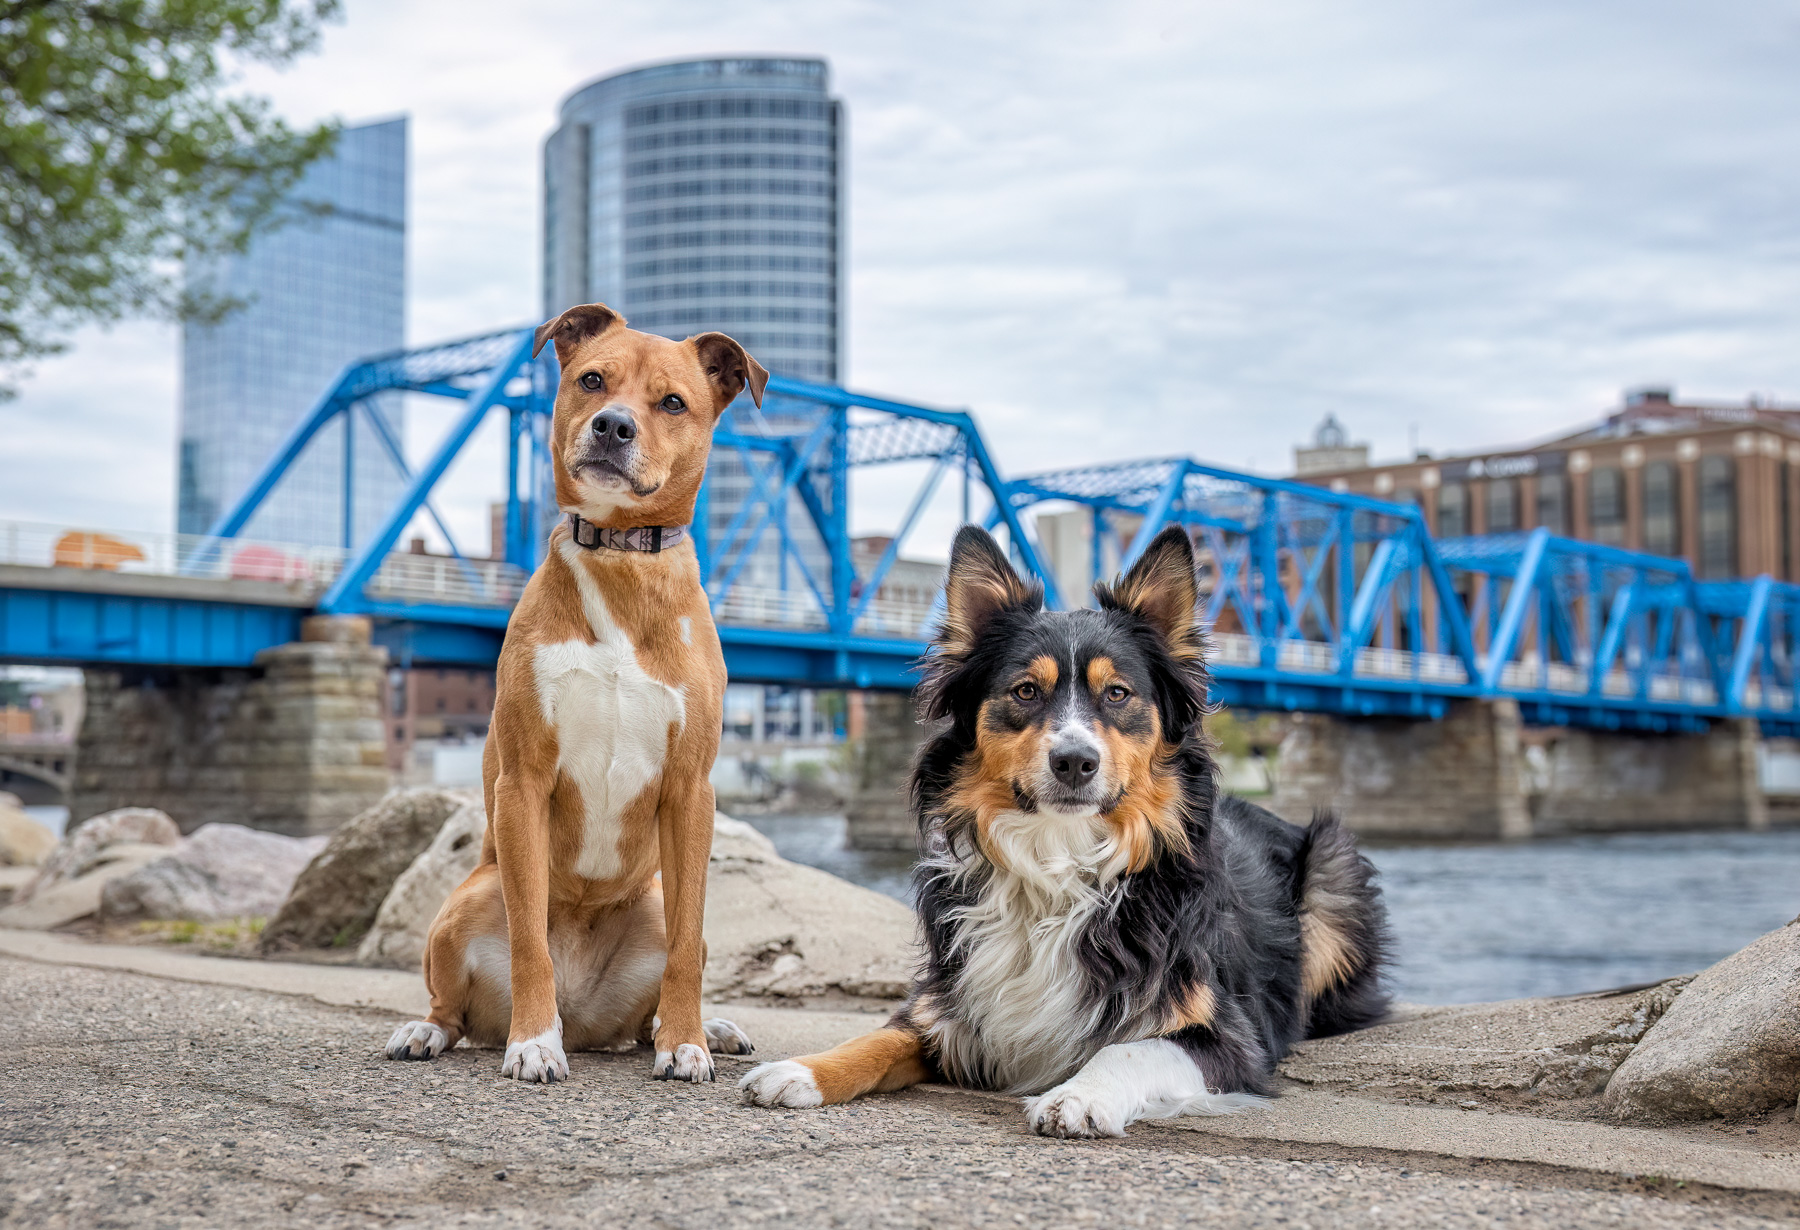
[0,0,341,395]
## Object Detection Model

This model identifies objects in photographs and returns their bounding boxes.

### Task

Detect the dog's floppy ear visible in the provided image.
[919,526,1044,723]
[533,303,624,362]
[1097,526,1210,737]
[691,332,769,412]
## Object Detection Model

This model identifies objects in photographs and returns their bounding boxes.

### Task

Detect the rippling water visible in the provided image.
[744,814,1800,1005]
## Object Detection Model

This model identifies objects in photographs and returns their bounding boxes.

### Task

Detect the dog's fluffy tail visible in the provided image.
[1295,812,1392,1038]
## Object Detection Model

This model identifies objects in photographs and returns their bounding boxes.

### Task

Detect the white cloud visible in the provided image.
[3,0,1797,554]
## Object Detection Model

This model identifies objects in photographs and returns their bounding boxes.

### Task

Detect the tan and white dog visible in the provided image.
[384,303,767,1084]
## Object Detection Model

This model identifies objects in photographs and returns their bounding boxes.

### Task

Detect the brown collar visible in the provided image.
[567,514,687,553]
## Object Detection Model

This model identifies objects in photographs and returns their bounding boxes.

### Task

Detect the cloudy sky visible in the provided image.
[5,0,1799,556]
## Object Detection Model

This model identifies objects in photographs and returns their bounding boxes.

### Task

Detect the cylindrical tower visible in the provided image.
[543,57,843,383]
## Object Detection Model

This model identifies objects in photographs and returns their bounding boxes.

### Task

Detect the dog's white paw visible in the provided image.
[738,1059,824,1108]
[385,1020,449,1061]
[653,1042,714,1082]
[501,1021,569,1084]
[703,1017,754,1055]
[1025,1080,1131,1139]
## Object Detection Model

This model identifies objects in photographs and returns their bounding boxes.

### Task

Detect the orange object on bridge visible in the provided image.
[52,532,146,571]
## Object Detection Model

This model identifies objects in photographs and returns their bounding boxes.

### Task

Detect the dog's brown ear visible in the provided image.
[938,526,1041,658]
[919,526,1044,723]
[533,303,624,361]
[1097,526,1202,662]
[690,332,769,411]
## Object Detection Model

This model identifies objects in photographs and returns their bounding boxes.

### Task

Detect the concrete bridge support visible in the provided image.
[70,616,392,837]
[845,691,924,851]
[1270,701,1769,840]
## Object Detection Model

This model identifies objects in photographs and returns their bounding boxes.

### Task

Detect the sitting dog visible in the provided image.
[740,524,1390,1134]
[384,303,767,1084]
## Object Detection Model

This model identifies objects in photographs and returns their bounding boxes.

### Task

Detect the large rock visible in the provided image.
[97,824,328,923]
[0,843,171,930]
[704,816,915,1005]
[1602,919,1800,1121]
[260,787,473,953]
[1282,978,1692,1100]
[15,807,180,904]
[0,802,56,867]
[344,810,918,1007]
[355,801,487,970]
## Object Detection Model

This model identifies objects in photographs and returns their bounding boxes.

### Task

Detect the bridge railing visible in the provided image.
[0,518,526,611]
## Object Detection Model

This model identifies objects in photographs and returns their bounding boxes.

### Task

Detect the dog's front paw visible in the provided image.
[738,1059,823,1108]
[1025,1080,1130,1139]
[653,1042,714,1082]
[703,1017,754,1055]
[385,1020,448,1061]
[501,1022,569,1084]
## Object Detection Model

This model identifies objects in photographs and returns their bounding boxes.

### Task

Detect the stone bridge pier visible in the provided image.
[1270,700,1770,840]
[845,691,926,851]
[70,616,393,837]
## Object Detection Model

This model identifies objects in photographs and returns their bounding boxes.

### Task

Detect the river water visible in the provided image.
[746,814,1800,1005]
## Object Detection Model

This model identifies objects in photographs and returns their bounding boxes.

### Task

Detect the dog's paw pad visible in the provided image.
[738,1059,824,1108]
[385,1020,448,1061]
[652,1042,714,1083]
[501,1026,569,1084]
[703,1017,754,1055]
[1025,1084,1127,1139]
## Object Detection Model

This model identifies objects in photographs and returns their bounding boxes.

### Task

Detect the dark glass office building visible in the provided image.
[179,117,408,548]
[542,58,843,382]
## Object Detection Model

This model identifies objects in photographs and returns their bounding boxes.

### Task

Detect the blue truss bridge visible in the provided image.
[5,324,1800,737]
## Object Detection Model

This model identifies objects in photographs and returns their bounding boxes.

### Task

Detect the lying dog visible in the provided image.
[385,303,766,1084]
[740,524,1390,1135]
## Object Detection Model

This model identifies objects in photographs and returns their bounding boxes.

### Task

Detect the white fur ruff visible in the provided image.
[925,806,1136,1095]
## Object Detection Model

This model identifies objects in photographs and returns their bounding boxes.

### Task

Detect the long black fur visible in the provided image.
[898,525,1392,1098]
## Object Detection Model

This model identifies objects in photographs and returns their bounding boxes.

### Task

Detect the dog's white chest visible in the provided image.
[533,578,685,881]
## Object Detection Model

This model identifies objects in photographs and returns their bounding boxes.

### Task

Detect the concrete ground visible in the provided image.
[3,933,1798,1229]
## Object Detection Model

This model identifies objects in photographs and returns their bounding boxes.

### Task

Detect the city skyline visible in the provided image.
[3,0,1797,564]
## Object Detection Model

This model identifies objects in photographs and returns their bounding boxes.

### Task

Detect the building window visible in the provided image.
[1589,468,1626,546]
[1536,473,1568,534]
[1699,455,1737,578]
[1437,482,1468,537]
[1642,461,1681,558]
[1484,479,1519,533]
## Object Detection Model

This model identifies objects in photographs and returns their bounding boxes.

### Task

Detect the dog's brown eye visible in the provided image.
[580,372,603,392]
[1105,685,1130,703]
[660,394,687,414]
[1013,683,1038,703]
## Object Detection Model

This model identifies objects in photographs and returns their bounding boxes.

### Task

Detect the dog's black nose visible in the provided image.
[591,408,637,444]
[1049,742,1099,789]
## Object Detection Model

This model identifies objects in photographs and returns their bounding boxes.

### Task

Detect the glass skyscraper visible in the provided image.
[179,117,408,549]
[542,58,843,382]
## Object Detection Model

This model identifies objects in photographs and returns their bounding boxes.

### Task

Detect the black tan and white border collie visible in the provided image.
[739,524,1390,1137]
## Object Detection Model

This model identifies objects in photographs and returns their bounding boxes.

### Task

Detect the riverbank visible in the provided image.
[2,928,1795,1229]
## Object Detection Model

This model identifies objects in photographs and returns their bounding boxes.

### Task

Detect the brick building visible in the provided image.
[1297,389,1800,580]
[386,666,496,773]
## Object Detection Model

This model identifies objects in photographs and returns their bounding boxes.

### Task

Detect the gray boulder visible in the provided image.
[17,808,180,904]
[704,816,915,1005]
[355,800,487,970]
[98,824,328,923]
[0,843,171,929]
[0,802,56,867]
[1602,918,1800,1121]
[260,787,474,953]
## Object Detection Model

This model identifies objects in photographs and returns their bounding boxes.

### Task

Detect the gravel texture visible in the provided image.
[1,955,1792,1229]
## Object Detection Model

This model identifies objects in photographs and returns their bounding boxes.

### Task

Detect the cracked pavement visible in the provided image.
[2,955,1795,1228]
